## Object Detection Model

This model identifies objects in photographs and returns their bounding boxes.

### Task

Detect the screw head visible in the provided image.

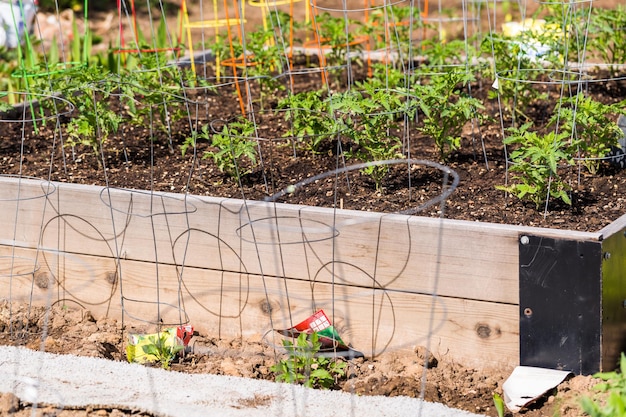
[520,236,530,245]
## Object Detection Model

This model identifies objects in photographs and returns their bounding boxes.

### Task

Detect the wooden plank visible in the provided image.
[0,177,601,306]
[0,177,56,247]
[599,212,626,240]
[0,245,120,311]
[1,244,518,370]
[4,179,519,303]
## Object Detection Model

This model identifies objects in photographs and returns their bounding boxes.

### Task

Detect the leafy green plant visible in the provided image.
[29,64,122,157]
[588,6,626,73]
[270,331,347,389]
[120,62,189,148]
[202,117,259,178]
[481,32,548,123]
[243,26,284,109]
[315,12,366,83]
[210,32,244,76]
[141,333,184,370]
[581,353,626,417]
[497,122,577,208]
[413,70,485,161]
[367,63,412,90]
[277,89,340,154]
[268,9,305,49]
[420,38,469,69]
[549,93,626,174]
[330,80,412,190]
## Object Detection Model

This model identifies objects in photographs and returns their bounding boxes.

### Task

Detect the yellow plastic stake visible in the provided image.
[181,0,196,76]
[213,0,220,80]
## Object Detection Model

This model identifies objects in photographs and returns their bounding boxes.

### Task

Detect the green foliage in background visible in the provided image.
[588,6,626,73]
[549,94,626,174]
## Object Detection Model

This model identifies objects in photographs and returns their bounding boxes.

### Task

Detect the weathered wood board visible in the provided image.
[1,244,519,368]
[0,176,611,370]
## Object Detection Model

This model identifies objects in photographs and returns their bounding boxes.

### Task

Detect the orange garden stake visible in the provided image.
[422,0,428,50]
[182,0,247,116]
[223,0,247,116]
[307,0,371,85]
[116,0,182,66]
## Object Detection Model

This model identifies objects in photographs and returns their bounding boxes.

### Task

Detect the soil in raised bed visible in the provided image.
[1,61,626,232]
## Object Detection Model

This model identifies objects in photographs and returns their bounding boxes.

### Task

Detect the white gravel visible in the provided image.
[0,346,487,417]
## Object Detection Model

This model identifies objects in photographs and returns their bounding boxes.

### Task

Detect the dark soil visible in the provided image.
[2,62,626,232]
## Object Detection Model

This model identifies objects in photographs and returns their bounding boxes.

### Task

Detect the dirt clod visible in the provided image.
[0,392,20,414]
[415,346,438,369]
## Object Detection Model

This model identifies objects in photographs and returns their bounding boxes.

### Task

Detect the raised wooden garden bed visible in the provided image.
[2,175,624,374]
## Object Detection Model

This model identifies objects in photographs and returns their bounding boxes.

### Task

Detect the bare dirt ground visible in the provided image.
[0,301,607,417]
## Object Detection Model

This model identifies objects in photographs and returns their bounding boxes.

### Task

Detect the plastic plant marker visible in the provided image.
[275,310,354,352]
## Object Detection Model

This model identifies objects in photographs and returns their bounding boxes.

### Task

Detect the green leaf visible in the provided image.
[493,393,505,417]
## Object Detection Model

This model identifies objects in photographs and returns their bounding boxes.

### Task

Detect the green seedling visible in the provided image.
[242,25,284,109]
[330,80,411,190]
[413,70,485,161]
[28,64,122,158]
[271,331,347,389]
[141,333,184,370]
[580,352,626,417]
[497,122,577,208]
[202,117,259,178]
[277,89,340,155]
[549,93,626,174]
[493,392,506,417]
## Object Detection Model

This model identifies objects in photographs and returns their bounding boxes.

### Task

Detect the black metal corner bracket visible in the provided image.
[519,235,602,375]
